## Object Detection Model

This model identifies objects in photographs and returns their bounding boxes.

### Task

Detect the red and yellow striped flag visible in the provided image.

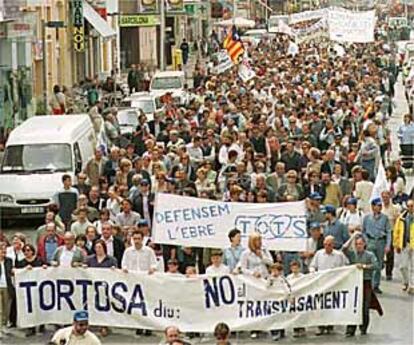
[223,26,244,64]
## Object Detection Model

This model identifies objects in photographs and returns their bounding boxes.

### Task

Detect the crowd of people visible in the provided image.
[1,14,414,345]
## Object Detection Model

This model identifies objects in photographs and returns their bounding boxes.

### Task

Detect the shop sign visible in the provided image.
[73,25,85,52]
[6,22,32,38]
[72,0,84,52]
[119,14,160,27]
[72,0,83,26]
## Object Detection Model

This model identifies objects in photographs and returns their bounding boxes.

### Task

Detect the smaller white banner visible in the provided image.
[153,194,308,251]
[289,8,327,25]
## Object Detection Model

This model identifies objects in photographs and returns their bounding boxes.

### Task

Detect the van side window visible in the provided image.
[74,143,82,172]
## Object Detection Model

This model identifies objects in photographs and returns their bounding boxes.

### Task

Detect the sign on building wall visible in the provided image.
[72,0,84,52]
[119,14,160,27]
[140,0,157,12]
[167,0,184,12]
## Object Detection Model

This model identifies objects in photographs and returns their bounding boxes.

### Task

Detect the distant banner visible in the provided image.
[153,194,308,251]
[211,50,234,75]
[16,266,363,331]
[328,9,376,43]
[289,8,327,25]
[238,59,256,82]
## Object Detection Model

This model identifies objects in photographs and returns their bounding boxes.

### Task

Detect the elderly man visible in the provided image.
[362,198,392,294]
[342,234,381,337]
[51,311,101,345]
[51,232,85,267]
[310,235,349,335]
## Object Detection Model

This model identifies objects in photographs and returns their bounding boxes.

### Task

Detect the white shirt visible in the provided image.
[121,245,157,272]
[0,260,7,288]
[51,326,101,345]
[60,247,75,267]
[206,264,230,275]
[103,236,114,257]
[339,210,364,228]
[309,249,349,272]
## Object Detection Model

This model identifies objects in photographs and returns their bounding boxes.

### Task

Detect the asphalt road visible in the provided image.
[1,66,414,345]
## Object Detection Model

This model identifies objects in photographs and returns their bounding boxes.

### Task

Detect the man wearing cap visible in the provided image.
[362,198,392,294]
[301,222,324,272]
[306,192,325,226]
[51,311,101,345]
[323,205,350,250]
[206,250,230,275]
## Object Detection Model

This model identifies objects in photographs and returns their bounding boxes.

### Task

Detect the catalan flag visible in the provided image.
[223,26,244,64]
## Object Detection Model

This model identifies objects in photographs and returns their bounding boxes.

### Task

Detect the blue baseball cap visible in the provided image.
[309,221,321,229]
[371,197,382,206]
[309,192,323,201]
[138,219,149,227]
[346,197,358,205]
[324,205,337,215]
[73,310,88,322]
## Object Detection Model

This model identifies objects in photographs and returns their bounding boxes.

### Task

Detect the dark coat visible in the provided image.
[97,235,125,268]
[0,257,15,295]
[131,192,155,222]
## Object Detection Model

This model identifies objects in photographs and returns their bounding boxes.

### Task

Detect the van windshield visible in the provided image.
[1,144,72,173]
[151,77,182,90]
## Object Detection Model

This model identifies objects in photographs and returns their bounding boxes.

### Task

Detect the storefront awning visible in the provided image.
[83,1,116,39]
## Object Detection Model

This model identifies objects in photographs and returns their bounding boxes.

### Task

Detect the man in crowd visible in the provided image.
[362,198,392,294]
[51,311,101,345]
[53,174,79,230]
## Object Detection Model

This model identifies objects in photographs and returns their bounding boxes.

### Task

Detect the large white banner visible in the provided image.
[153,194,308,251]
[16,266,363,331]
[328,9,376,43]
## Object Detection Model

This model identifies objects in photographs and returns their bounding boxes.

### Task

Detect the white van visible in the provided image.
[0,115,96,219]
[150,71,186,105]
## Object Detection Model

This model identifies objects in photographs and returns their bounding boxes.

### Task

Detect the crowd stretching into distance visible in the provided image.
[1,13,414,345]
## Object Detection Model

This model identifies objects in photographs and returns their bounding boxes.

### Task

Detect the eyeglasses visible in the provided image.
[287,176,296,179]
